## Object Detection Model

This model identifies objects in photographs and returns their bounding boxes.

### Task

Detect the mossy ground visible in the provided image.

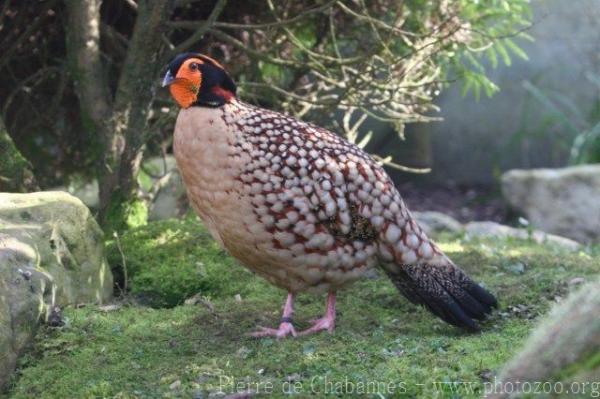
[3,218,600,398]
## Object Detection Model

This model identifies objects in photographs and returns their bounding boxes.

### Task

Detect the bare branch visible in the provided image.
[169,0,228,56]
[372,155,432,174]
[0,0,59,70]
[168,1,336,30]
[209,29,301,67]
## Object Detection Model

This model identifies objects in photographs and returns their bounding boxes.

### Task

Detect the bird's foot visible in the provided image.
[298,315,335,336]
[249,321,297,339]
[298,292,337,336]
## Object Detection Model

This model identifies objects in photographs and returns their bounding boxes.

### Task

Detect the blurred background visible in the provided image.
[423,0,600,183]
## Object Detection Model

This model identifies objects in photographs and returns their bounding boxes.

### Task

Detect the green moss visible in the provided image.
[104,195,148,233]
[3,219,600,398]
[106,217,256,307]
[125,199,148,229]
[0,118,37,192]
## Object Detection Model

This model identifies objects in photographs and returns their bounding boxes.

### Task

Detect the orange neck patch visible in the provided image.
[169,80,199,109]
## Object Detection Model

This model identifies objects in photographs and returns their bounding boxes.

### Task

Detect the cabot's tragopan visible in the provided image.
[162,53,497,338]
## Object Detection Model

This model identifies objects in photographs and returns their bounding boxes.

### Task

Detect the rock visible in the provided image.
[46,306,65,327]
[504,262,525,275]
[236,346,252,359]
[98,303,122,312]
[0,192,113,304]
[0,192,113,387]
[51,180,100,209]
[568,277,586,287]
[489,281,600,398]
[0,235,54,388]
[142,156,188,221]
[501,165,600,243]
[51,156,190,220]
[184,292,204,306]
[69,180,100,209]
[464,221,581,251]
[412,211,463,236]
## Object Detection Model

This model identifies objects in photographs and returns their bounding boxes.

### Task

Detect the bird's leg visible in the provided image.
[299,292,336,336]
[250,292,297,339]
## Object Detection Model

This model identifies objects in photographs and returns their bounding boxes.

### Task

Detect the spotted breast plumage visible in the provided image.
[163,53,497,338]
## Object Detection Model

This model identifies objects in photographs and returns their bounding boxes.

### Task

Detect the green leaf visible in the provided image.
[523,80,579,135]
[495,40,512,66]
[461,73,475,98]
[569,120,600,164]
[505,38,529,61]
[294,23,317,48]
[486,47,499,69]
[258,62,284,85]
[482,77,499,97]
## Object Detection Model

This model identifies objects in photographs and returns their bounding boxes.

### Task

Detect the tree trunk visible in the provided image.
[100,0,174,231]
[66,0,173,231]
[65,0,115,218]
[0,117,39,192]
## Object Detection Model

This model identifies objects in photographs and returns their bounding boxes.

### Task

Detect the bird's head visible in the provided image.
[162,53,237,109]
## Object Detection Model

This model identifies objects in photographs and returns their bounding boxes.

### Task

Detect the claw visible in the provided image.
[248,292,298,339]
[298,316,335,336]
[249,322,297,339]
[248,292,337,339]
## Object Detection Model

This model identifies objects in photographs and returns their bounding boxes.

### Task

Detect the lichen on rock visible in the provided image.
[0,191,113,388]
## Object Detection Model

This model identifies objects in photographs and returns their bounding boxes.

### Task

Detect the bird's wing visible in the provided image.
[234,102,409,249]
[233,102,497,330]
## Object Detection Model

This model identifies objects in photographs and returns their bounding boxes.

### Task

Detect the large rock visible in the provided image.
[0,192,113,387]
[143,156,188,220]
[412,211,463,236]
[501,165,600,243]
[66,180,100,209]
[464,221,581,251]
[489,281,600,398]
[53,156,189,220]
[410,210,581,251]
[0,235,54,388]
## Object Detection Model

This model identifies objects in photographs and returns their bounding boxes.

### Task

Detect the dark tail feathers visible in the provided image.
[383,262,497,332]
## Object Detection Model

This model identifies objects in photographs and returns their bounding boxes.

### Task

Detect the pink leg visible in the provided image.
[250,292,297,339]
[299,292,336,336]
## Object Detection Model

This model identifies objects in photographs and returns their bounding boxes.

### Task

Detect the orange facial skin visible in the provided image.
[169,58,203,108]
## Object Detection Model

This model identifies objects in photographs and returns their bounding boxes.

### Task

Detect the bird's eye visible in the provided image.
[190,62,199,71]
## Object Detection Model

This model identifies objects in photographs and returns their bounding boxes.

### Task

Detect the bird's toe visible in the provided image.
[298,317,335,336]
[249,322,297,339]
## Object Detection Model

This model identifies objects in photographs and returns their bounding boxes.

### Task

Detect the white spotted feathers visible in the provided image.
[221,100,444,277]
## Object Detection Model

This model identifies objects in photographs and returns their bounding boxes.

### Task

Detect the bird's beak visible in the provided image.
[162,70,175,87]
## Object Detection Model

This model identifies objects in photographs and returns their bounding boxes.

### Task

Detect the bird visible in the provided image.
[162,52,497,338]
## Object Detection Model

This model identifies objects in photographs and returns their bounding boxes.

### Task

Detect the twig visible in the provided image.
[373,155,432,174]
[168,0,228,56]
[208,29,301,67]
[168,1,336,30]
[113,232,128,294]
